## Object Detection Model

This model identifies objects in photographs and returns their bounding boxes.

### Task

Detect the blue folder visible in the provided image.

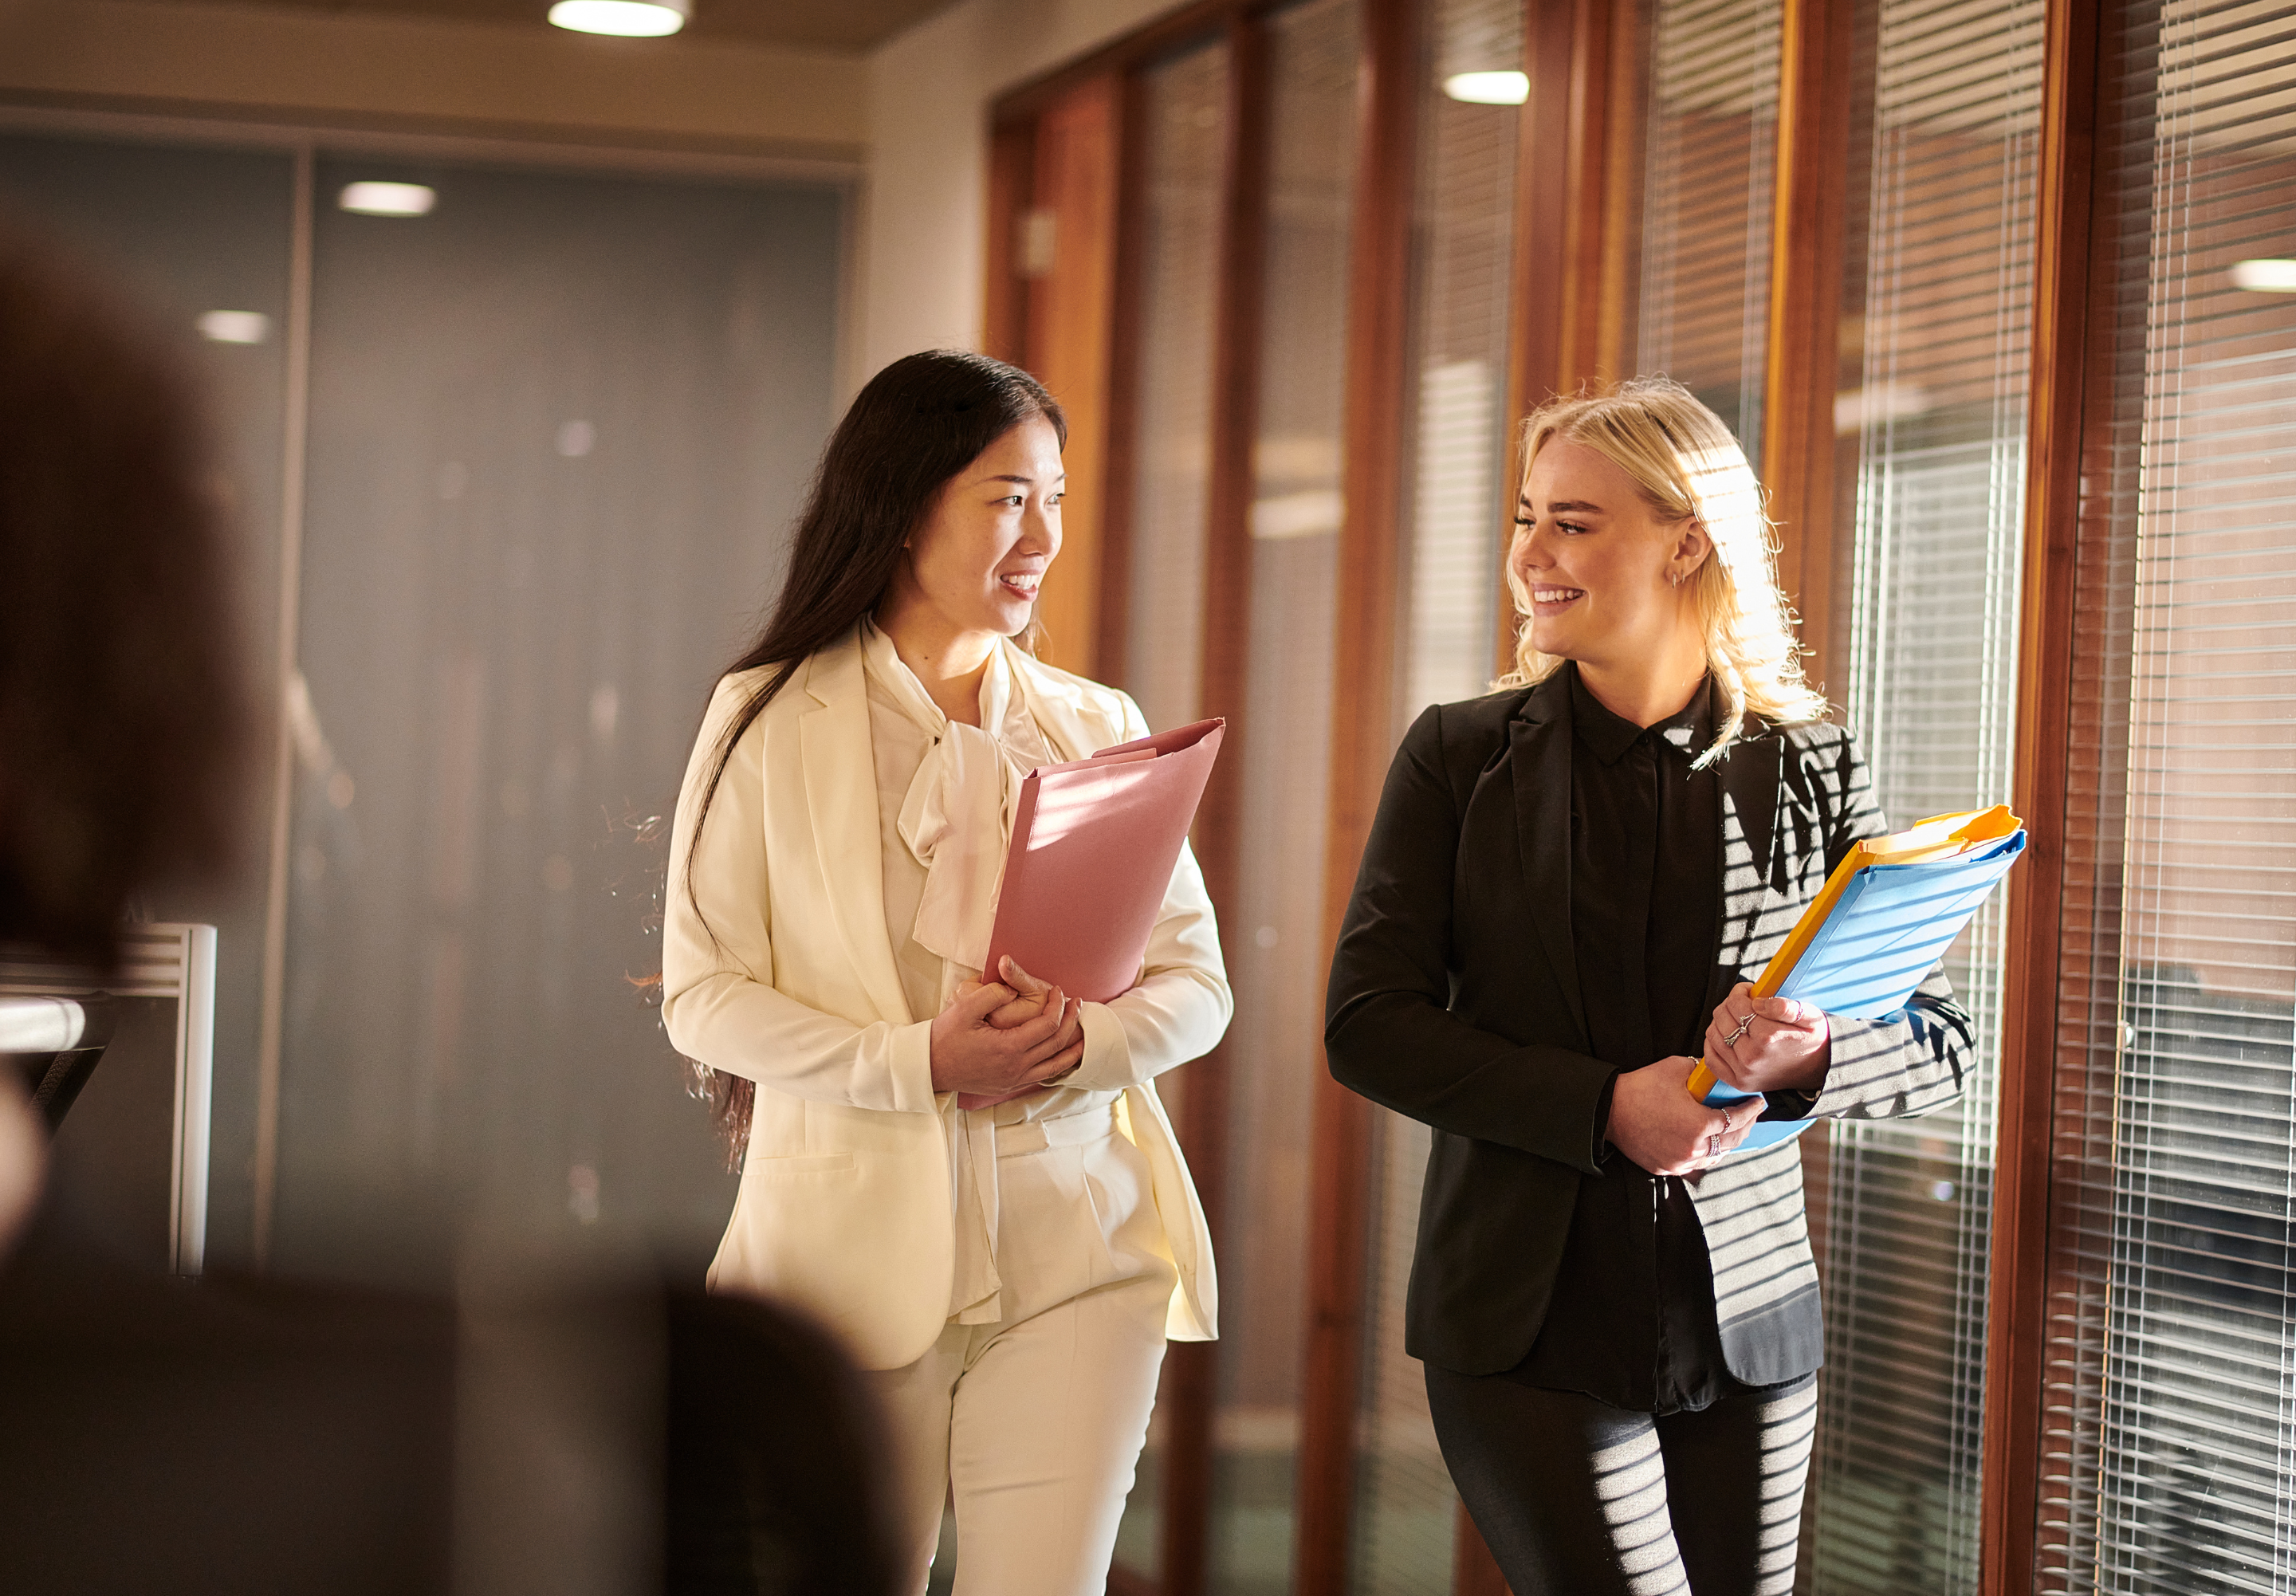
[1703,829,2027,1149]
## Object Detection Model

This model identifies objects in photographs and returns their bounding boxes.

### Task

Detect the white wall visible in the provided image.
[854,0,1184,392]
[0,0,865,159]
[0,0,1184,411]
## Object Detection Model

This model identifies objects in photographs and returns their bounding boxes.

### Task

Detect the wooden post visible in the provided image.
[1022,76,1124,678]
[1759,0,1854,693]
[1980,0,2102,1590]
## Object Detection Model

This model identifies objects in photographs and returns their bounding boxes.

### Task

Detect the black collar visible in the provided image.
[1567,663,1713,766]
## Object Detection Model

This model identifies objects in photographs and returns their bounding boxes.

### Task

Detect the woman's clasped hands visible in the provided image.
[1605,1056,1763,1176]
[930,955,1086,1111]
[1604,985,1832,1175]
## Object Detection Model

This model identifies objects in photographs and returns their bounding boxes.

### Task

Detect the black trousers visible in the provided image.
[1425,1365,1816,1596]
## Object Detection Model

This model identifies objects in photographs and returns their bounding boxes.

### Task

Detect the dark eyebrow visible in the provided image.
[981,472,1067,486]
[1518,495,1608,514]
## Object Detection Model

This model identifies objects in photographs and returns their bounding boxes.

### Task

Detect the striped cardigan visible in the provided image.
[1325,669,1972,1383]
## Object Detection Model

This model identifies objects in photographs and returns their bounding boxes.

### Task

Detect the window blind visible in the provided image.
[1112,43,1231,1582]
[1212,2,1358,1586]
[1122,42,1229,746]
[1632,0,1783,459]
[1349,0,1522,1589]
[2038,4,2296,1591]
[1813,1,2044,1592]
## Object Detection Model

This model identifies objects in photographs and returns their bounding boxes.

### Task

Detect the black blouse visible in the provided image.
[1505,665,1746,1414]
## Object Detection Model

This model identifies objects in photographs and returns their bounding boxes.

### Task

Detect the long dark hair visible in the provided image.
[682,350,1066,1162]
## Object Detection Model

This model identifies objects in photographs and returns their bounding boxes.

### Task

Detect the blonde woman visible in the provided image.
[1324,379,1972,1594]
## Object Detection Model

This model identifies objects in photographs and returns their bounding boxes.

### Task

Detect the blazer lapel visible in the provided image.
[1714,728,1785,976]
[798,630,917,1026]
[1005,643,1117,762]
[1509,675,1589,1047]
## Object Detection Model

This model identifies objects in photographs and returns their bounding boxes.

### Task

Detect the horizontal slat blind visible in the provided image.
[1351,0,1522,1577]
[1398,0,1517,719]
[1633,0,1783,459]
[1212,2,1358,1583]
[1815,1,2043,1591]
[1111,39,1231,1583]
[2040,3,2296,1590]
[1122,42,1230,745]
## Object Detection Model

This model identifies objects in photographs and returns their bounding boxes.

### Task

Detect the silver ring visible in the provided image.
[1721,1012,1756,1047]
[1706,1134,1722,1158]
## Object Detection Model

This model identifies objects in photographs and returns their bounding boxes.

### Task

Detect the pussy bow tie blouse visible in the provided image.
[858,619,1123,1324]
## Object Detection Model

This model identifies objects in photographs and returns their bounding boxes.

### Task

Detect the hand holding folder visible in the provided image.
[981,718,1225,1004]
[1691,805,2028,1150]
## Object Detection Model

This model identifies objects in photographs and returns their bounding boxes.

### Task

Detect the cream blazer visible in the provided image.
[661,625,1230,1370]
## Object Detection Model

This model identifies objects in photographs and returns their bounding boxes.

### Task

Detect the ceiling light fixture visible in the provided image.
[196,310,271,344]
[1443,70,1530,105]
[2230,258,2296,293]
[548,0,689,37]
[339,182,437,217]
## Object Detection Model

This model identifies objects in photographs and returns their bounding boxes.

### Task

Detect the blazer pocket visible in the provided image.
[744,1151,858,1181]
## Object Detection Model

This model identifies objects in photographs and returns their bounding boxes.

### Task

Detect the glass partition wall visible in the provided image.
[2037,4,2296,1590]
[1628,0,1783,458]
[1814,2,2044,1590]
[1002,0,2296,1590]
[0,133,297,1272]
[1614,2,2049,1586]
[1002,0,2070,1590]
[281,160,842,1283]
[0,131,847,1285]
[1213,6,1361,1590]
[1115,39,1234,1585]
[1350,0,1523,1590]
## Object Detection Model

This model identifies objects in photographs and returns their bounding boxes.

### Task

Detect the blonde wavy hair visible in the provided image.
[1498,377,1829,764]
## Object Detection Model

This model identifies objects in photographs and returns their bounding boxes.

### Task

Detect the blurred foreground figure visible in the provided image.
[0,224,899,1595]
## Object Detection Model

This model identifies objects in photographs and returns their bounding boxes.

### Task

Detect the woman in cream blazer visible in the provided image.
[662,351,1229,1596]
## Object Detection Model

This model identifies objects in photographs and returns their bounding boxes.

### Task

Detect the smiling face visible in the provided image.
[896,413,1064,643]
[1510,436,1711,678]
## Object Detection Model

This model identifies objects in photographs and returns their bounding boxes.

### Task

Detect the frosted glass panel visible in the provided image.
[1125,42,1230,745]
[277,160,843,1284]
[0,132,294,1271]
[1350,0,1522,1587]
[1115,37,1232,1584]
[1631,0,1783,458]
[1814,1,2043,1589]
[2042,4,2296,1589]
[1213,2,1358,1588]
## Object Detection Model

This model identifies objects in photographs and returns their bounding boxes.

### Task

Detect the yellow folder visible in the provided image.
[1687,805,2023,1101]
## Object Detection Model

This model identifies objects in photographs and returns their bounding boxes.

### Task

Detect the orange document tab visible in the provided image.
[982,718,1225,1004]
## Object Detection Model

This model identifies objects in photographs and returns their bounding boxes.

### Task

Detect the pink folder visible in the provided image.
[982,718,1225,1004]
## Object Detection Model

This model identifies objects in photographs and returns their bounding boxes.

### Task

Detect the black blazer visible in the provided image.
[1325,672,1973,1381]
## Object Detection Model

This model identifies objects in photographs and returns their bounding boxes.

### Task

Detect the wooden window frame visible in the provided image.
[1983,1,2114,1592]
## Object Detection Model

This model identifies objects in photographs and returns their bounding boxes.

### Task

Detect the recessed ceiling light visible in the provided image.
[1444,71,1529,105]
[548,0,689,37]
[2230,258,2296,293]
[339,182,437,218]
[196,310,271,344]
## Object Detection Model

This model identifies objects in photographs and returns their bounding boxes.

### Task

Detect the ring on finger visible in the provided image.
[1720,1011,1756,1047]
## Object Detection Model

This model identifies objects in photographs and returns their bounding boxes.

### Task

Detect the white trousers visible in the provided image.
[868,1103,1177,1596]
